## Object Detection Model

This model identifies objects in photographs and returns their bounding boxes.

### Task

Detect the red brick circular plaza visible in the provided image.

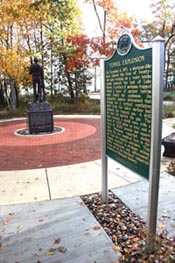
[0,117,101,171]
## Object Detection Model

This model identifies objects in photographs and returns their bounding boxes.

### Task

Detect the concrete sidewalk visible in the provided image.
[0,117,174,263]
[0,118,174,205]
[0,159,141,205]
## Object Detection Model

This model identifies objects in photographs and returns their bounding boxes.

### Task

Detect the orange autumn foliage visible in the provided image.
[65,34,92,71]
[83,0,142,56]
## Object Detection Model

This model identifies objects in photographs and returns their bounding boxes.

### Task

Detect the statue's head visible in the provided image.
[34,57,39,63]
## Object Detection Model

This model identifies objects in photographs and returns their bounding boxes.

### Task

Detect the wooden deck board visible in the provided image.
[0,197,120,263]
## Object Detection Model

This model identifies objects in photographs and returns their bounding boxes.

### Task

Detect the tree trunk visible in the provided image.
[3,78,17,111]
[66,72,74,101]
[4,80,11,111]
[0,87,5,106]
[10,85,17,111]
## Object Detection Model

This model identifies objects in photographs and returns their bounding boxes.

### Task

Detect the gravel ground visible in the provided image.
[81,191,175,263]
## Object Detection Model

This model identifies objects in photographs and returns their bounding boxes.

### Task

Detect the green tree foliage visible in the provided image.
[34,0,82,98]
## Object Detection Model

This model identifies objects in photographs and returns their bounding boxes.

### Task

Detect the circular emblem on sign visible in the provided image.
[117,34,132,56]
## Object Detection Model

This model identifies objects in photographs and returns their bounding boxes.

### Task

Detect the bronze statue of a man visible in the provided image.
[29,57,44,102]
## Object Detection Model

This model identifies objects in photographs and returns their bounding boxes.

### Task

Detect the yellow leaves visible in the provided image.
[0,0,34,24]
[16,225,24,233]
[0,45,30,85]
[0,0,40,86]
[46,246,67,257]
[47,248,56,257]
[0,0,83,88]
[158,222,167,229]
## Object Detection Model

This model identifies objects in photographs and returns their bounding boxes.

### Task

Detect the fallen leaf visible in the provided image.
[9,213,15,217]
[58,246,67,253]
[47,251,55,256]
[93,226,101,231]
[2,213,14,225]
[0,243,3,250]
[113,245,120,252]
[3,219,9,225]
[80,201,86,207]
[17,225,24,232]
[48,248,56,253]
[158,222,166,228]
[54,238,61,244]
[47,248,56,257]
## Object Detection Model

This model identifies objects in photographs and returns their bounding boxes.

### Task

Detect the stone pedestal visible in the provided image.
[27,101,54,134]
[162,132,175,157]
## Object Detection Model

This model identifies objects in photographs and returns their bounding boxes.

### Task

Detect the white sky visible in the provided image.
[79,0,153,36]
[118,0,152,19]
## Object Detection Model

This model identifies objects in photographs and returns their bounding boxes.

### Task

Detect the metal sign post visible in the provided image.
[147,36,165,248]
[101,58,108,203]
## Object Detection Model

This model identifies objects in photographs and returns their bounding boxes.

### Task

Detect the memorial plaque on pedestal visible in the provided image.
[28,101,54,134]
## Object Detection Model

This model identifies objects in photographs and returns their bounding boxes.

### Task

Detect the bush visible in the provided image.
[0,94,100,119]
[2,93,175,119]
[163,91,175,101]
[163,104,175,118]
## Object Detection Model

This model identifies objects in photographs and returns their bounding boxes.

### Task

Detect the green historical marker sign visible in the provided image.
[105,34,152,179]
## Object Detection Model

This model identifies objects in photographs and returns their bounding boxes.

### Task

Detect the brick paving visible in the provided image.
[0,117,101,171]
